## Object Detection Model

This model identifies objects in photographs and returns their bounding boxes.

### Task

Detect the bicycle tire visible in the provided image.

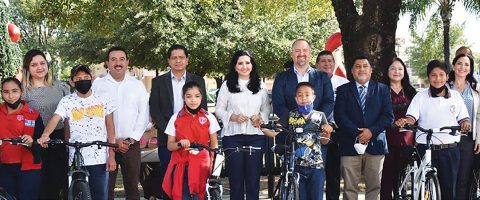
[206,179,222,200]
[424,172,441,200]
[286,178,299,200]
[395,164,414,200]
[470,168,480,200]
[69,181,92,200]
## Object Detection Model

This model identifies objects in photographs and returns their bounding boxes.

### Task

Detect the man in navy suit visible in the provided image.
[272,39,334,141]
[334,56,393,200]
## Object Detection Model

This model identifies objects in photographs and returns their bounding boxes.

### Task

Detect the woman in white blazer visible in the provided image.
[447,53,480,199]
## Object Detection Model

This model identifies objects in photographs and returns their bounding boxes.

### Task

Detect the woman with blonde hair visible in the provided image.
[19,49,70,199]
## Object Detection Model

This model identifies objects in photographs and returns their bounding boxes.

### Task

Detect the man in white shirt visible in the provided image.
[93,46,150,200]
[315,50,348,200]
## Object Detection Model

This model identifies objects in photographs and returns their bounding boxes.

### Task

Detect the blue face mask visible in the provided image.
[298,103,313,115]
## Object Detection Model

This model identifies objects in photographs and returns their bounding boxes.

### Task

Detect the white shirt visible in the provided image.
[93,73,150,141]
[55,91,116,166]
[215,79,271,137]
[331,75,349,100]
[406,89,470,144]
[294,66,314,83]
[171,72,187,114]
[165,111,221,136]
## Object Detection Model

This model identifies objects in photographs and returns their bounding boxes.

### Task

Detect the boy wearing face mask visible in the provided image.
[37,64,117,200]
[286,82,333,200]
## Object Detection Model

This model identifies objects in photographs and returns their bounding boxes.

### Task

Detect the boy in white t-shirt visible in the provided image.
[396,60,470,200]
[38,64,116,200]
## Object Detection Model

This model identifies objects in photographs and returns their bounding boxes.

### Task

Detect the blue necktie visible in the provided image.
[359,85,366,112]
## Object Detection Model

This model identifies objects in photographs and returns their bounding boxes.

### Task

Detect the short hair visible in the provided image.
[455,46,472,57]
[1,77,23,92]
[167,44,188,58]
[107,46,128,60]
[182,81,202,97]
[427,59,449,76]
[352,55,370,67]
[70,64,93,80]
[295,82,315,94]
[291,39,311,50]
[316,50,335,64]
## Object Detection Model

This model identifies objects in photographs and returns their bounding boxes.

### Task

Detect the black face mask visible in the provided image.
[429,85,446,97]
[186,106,201,114]
[74,80,92,94]
[6,99,22,109]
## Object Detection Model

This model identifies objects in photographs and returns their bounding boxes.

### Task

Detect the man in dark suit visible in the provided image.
[272,39,334,134]
[149,44,207,199]
[334,56,393,200]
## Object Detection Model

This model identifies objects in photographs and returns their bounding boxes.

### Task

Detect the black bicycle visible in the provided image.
[178,142,261,200]
[45,139,118,200]
[262,123,329,200]
[470,157,480,200]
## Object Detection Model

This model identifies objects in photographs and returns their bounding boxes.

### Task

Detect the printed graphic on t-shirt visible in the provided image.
[55,92,116,166]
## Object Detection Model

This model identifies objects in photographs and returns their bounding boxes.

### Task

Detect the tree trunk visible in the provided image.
[331,0,401,81]
[440,0,452,66]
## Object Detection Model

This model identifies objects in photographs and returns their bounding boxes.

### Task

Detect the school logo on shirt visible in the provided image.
[199,116,207,125]
[24,119,35,127]
[17,115,24,121]
[450,105,456,114]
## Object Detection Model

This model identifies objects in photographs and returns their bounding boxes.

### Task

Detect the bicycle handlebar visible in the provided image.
[0,138,28,146]
[46,139,119,148]
[177,142,260,154]
[402,124,463,135]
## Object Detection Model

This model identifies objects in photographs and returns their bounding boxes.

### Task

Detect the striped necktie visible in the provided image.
[359,85,367,112]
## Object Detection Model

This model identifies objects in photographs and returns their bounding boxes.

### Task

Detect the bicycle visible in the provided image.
[179,142,261,200]
[44,139,118,200]
[395,124,463,200]
[261,123,329,200]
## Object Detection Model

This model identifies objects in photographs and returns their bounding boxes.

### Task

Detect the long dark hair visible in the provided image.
[225,50,261,94]
[382,57,417,100]
[448,54,477,91]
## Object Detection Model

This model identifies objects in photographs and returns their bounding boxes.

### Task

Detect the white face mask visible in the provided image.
[354,138,368,155]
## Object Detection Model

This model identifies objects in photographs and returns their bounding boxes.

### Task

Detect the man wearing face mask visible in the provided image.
[334,56,393,200]
[92,47,150,200]
[38,64,117,200]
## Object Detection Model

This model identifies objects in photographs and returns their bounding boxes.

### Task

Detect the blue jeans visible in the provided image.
[182,168,199,200]
[223,135,266,200]
[294,165,325,200]
[85,164,108,200]
[0,163,41,200]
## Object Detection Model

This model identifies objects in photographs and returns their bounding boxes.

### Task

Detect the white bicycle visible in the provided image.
[395,124,463,200]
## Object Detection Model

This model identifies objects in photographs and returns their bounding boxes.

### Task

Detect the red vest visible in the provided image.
[0,102,41,170]
[163,108,213,200]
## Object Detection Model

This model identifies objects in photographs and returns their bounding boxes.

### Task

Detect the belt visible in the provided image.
[429,143,458,150]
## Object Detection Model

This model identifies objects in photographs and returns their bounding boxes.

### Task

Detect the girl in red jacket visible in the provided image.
[162,81,219,200]
[0,77,44,199]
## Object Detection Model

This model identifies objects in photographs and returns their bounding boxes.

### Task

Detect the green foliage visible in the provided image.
[407,19,467,79]
[12,0,337,78]
[0,2,22,80]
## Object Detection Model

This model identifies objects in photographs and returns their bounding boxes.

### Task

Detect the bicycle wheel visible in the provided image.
[470,168,480,200]
[286,177,299,200]
[395,164,414,200]
[423,172,441,200]
[206,179,222,200]
[69,181,92,200]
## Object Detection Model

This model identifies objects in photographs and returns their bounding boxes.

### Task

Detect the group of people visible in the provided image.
[0,38,478,200]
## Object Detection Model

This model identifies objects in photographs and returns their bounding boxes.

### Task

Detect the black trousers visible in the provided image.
[325,142,341,200]
[38,129,68,200]
[456,136,475,200]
